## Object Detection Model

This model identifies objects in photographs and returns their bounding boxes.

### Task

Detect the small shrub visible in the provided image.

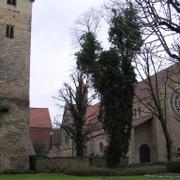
[63,165,167,176]
[167,161,180,173]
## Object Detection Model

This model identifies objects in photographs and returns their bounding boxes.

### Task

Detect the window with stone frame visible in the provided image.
[134,108,137,118]
[177,147,180,157]
[6,25,14,39]
[99,142,104,153]
[84,145,87,154]
[138,107,141,116]
[65,133,69,145]
[7,0,16,6]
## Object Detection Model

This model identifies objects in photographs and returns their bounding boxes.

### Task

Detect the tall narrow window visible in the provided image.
[138,107,141,116]
[49,132,53,151]
[134,108,137,118]
[84,145,87,154]
[65,134,69,145]
[99,142,104,153]
[177,147,180,158]
[6,25,14,39]
[7,0,16,6]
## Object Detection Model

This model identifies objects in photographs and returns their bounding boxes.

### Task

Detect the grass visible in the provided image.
[0,174,180,180]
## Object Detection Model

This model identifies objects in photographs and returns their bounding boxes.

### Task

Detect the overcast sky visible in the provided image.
[30,0,107,123]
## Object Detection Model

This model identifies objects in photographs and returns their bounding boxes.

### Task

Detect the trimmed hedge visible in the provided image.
[64,166,167,176]
[166,161,180,173]
[36,158,168,175]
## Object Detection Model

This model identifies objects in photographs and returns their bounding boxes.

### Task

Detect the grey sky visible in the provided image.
[30,0,107,122]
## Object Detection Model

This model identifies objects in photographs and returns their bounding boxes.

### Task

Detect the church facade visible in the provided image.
[0,0,34,171]
[60,63,180,163]
[129,63,180,163]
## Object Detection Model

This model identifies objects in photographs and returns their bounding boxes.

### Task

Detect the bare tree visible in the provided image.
[134,0,180,62]
[55,70,97,157]
[72,8,102,47]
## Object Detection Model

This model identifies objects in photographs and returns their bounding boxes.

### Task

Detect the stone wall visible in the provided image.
[36,157,107,172]
[131,63,180,163]
[0,0,33,171]
[0,0,32,99]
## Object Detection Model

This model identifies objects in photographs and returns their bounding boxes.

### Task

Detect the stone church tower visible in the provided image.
[0,0,34,171]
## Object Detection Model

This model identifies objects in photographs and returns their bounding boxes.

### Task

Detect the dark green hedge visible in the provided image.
[166,161,180,173]
[63,166,167,176]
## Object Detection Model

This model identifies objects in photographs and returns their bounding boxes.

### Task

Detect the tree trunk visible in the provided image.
[75,126,84,157]
[161,120,172,161]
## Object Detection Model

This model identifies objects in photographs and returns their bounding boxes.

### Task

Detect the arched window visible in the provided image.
[99,142,104,153]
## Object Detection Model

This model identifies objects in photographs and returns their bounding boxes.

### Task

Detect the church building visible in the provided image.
[60,63,180,163]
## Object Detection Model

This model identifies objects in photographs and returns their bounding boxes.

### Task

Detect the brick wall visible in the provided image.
[30,127,52,155]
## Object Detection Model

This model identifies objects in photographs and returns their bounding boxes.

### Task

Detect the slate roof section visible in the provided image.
[30,108,52,128]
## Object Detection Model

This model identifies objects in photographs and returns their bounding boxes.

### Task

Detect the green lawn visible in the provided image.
[0,174,180,180]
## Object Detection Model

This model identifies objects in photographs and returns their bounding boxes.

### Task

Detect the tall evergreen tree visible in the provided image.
[104,3,142,166]
[76,1,143,167]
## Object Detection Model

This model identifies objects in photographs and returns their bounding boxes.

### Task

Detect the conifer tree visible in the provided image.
[76,1,142,167]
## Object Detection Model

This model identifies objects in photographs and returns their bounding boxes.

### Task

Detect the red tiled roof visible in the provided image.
[63,63,179,136]
[88,128,105,138]
[86,103,100,122]
[86,107,152,128]
[30,108,52,128]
